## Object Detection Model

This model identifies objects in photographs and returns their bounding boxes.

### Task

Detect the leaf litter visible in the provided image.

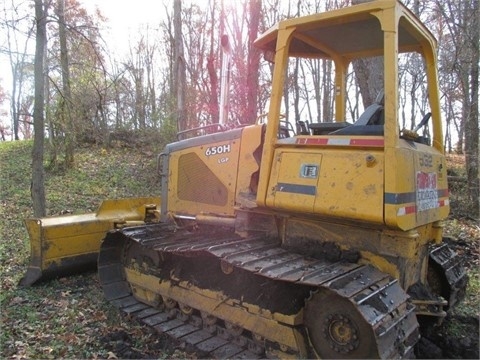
[0,141,478,359]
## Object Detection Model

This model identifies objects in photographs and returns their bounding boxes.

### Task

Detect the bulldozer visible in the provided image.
[21,1,468,358]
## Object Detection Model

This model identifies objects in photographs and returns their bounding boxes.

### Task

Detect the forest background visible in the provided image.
[0,0,478,218]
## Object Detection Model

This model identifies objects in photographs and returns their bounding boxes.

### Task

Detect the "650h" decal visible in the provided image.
[205,144,231,156]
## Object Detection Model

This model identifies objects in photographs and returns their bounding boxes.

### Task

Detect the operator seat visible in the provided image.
[354,89,384,126]
[331,90,384,135]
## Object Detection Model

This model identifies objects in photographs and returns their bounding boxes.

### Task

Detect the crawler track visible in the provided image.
[98,223,419,359]
[428,242,468,309]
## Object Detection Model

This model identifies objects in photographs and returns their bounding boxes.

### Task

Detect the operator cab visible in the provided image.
[254,0,448,231]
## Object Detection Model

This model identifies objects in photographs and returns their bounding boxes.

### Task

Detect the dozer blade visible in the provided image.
[19,197,160,286]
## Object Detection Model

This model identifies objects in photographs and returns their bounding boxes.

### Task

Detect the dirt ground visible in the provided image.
[416,315,479,359]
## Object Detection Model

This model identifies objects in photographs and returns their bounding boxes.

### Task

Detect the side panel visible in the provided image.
[384,140,449,230]
[266,145,384,224]
[314,149,384,222]
[270,151,322,213]
[166,133,241,217]
[163,126,264,218]
[235,125,264,197]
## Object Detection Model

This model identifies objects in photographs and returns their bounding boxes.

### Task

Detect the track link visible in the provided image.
[98,223,419,359]
[428,241,468,309]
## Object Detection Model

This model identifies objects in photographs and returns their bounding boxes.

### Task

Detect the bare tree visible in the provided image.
[32,0,47,217]
[174,0,186,132]
[206,1,219,125]
[0,82,10,140]
[464,0,479,217]
[351,0,383,107]
[57,0,74,167]
[435,0,479,217]
[122,31,159,130]
[245,0,262,124]
[2,0,35,140]
[125,40,147,130]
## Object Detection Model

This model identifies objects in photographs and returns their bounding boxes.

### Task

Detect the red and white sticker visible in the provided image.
[416,172,439,212]
[295,137,384,147]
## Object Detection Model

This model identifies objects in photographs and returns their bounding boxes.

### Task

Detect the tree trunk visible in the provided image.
[245,0,261,124]
[207,54,219,125]
[134,67,146,129]
[174,0,186,133]
[322,59,333,121]
[57,0,75,167]
[5,16,31,141]
[32,0,47,217]
[11,64,20,140]
[352,56,384,108]
[465,0,479,218]
[206,0,219,125]
[45,50,58,166]
[351,0,384,108]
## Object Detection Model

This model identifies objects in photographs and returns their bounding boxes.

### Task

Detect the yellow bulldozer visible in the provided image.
[21,1,467,358]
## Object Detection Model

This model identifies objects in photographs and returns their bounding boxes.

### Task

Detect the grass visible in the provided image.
[1,140,478,359]
[0,140,166,359]
[455,267,480,318]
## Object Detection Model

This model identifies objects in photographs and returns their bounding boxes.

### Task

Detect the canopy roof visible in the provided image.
[254,0,436,60]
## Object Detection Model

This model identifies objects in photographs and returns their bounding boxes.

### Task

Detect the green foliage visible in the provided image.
[454,267,480,318]
[0,141,33,291]
[158,116,179,144]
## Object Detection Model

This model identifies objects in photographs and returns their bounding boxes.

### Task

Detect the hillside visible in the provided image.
[0,140,478,359]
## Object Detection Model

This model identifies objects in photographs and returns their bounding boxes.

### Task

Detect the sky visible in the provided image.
[80,0,170,52]
[1,0,222,128]
[0,0,179,131]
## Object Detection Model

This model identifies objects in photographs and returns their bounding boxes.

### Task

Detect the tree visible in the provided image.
[2,0,35,141]
[245,0,262,124]
[204,1,220,125]
[32,0,47,217]
[119,30,160,131]
[57,0,74,167]
[434,0,479,218]
[174,0,186,133]
[44,0,107,155]
[464,0,479,218]
[351,0,383,108]
[126,43,147,130]
[0,81,10,140]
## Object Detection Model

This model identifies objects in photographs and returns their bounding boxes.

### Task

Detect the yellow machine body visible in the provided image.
[161,133,447,291]
[265,138,449,231]
[161,125,264,219]
[157,0,450,292]
[20,197,160,286]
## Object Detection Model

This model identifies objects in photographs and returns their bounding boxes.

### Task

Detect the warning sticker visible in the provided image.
[416,172,438,212]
